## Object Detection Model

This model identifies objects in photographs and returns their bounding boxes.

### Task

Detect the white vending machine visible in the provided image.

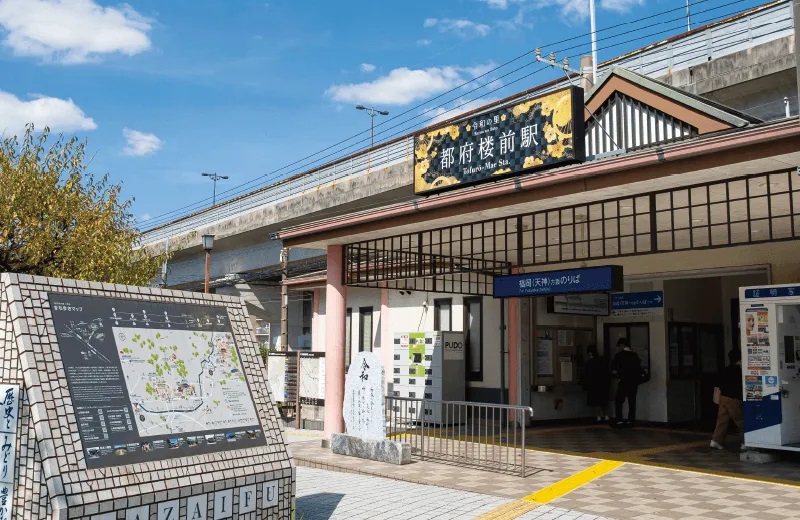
[739,284,800,451]
[390,331,466,423]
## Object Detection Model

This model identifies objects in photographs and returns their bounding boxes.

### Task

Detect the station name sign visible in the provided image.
[494,265,623,298]
[414,86,585,195]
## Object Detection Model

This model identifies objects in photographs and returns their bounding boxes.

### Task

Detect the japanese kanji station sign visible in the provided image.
[493,265,624,298]
[414,86,585,195]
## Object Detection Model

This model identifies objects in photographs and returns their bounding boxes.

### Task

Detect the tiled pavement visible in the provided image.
[296,466,608,520]
[289,435,800,519]
[289,438,598,499]
[519,424,800,486]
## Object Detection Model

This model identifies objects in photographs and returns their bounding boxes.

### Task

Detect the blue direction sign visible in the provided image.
[744,286,800,299]
[611,291,664,310]
[610,291,664,318]
[493,265,623,298]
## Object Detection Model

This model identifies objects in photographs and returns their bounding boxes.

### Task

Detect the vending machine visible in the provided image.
[739,284,800,451]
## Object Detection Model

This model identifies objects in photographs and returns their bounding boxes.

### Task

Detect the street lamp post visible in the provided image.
[202,234,215,293]
[355,105,389,172]
[201,173,229,206]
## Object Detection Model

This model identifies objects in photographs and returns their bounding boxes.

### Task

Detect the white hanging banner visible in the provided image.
[0,384,20,520]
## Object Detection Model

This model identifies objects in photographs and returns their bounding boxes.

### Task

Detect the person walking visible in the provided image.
[711,349,744,450]
[611,337,642,427]
[582,345,611,423]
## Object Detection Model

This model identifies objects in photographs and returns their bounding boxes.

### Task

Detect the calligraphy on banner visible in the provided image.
[0,385,19,520]
[414,86,585,195]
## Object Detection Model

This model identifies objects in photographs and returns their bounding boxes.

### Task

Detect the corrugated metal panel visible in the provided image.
[585,93,697,157]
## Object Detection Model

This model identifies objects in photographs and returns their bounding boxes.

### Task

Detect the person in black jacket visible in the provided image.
[711,349,744,450]
[610,338,642,427]
[582,345,611,423]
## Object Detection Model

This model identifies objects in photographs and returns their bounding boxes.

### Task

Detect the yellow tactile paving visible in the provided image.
[523,460,624,504]
[477,459,624,519]
[473,499,539,520]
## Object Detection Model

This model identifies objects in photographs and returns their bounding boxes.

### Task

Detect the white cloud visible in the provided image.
[416,38,432,46]
[360,63,376,73]
[429,97,499,124]
[424,18,491,38]
[0,0,152,64]
[546,0,589,19]
[327,63,494,106]
[140,213,151,221]
[543,0,643,20]
[0,90,96,133]
[481,0,508,8]
[122,128,162,157]
[601,0,644,13]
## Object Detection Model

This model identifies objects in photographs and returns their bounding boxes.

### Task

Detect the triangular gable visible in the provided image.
[584,67,760,157]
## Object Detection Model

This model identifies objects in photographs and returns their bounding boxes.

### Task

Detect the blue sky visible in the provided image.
[0,0,767,227]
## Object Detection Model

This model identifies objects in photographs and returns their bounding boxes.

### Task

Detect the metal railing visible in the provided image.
[386,396,534,476]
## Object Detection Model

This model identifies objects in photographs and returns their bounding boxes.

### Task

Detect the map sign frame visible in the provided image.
[48,293,266,469]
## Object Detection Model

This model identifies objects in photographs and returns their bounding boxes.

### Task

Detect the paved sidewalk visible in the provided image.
[296,466,607,520]
[291,438,800,519]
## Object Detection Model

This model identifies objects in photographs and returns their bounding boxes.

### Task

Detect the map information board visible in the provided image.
[48,293,266,469]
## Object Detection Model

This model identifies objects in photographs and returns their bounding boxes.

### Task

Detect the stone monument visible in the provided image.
[331,352,410,464]
[0,273,295,519]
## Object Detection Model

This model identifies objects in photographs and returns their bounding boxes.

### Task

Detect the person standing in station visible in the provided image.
[611,337,642,427]
[582,345,611,423]
[710,349,744,450]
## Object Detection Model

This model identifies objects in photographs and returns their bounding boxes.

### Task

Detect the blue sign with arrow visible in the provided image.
[611,291,664,317]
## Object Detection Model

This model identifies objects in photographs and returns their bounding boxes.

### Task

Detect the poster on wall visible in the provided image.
[743,306,773,398]
[536,337,554,376]
[48,294,267,469]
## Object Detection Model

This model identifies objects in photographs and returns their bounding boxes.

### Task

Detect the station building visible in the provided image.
[275,64,800,436]
[141,1,800,442]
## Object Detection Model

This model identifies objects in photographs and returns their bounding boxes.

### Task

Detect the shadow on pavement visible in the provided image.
[296,492,345,520]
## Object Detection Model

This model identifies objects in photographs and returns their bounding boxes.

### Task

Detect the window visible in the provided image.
[345,308,352,368]
[359,307,373,352]
[434,299,452,331]
[464,297,483,380]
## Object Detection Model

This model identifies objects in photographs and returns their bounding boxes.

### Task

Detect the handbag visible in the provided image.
[713,387,721,405]
[639,369,651,384]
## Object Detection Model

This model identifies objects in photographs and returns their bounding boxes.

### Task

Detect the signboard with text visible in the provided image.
[611,291,664,318]
[547,293,610,316]
[414,86,585,195]
[493,266,623,298]
[48,294,266,469]
[0,384,18,520]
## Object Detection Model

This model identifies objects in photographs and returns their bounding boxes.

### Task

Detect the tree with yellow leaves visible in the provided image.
[0,125,163,285]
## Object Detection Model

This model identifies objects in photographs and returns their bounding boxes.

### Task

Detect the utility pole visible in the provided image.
[686,0,692,31]
[589,0,598,84]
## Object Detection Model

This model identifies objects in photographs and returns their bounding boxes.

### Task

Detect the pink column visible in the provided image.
[324,245,347,439]
[312,289,320,351]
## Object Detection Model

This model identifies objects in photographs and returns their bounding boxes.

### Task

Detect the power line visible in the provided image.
[144,12,781,241]
[141,0,773,231]
[142,0,759,231]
